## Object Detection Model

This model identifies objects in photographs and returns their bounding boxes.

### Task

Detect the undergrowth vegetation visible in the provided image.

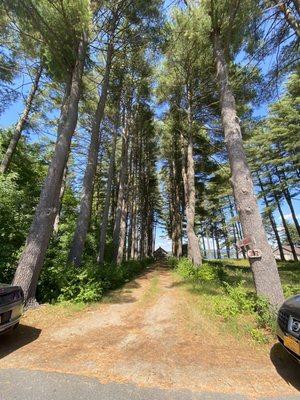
[0,255,153,305]
[43,258,153,304]
[169,257,300,344]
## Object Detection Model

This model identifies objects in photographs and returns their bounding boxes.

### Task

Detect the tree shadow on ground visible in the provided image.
[270,343,300,391]
[0,324,41,360]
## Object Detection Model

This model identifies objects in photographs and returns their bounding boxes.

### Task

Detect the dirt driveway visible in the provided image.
[0,263,299,398]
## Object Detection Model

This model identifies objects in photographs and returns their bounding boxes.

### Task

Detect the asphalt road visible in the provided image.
[0,369,299,400]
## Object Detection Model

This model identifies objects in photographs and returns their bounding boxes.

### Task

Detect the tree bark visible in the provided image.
[13,36,87,305]
[69,41,114,266]
[206,227,212,259]
[221,211,231,258]
[53,165,68,234]
[130,201,138,259]
[0,64,43,174]
[213,31,284,308]
[228,196,239,259]
[211,226,216,259]
[201,235,207,258]
[113,111,130,264]
[181,134,202,266]
[97,121,118,264]
[180,85,202,266]
[116,196,128,264]
[215,224,221,259]
[170,158,182,258]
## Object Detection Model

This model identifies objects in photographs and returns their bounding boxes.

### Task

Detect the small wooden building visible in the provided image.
[153,247,168,259]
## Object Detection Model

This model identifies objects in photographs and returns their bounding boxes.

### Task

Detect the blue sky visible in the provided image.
[1,1,299,253]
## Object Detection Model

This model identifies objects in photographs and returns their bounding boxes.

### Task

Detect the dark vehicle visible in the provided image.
[0,284,24,334]
[277,294,300,362]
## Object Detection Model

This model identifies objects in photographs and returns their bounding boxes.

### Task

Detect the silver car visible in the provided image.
[0,284,24,334]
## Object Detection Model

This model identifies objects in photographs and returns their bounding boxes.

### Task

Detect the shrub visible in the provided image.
[37,255,152,304]
[176,258,196,280]
[197,264,218,282]
[214,281,255,320]
[254,295,276,332]
[167,256,179,269]
[58,267,103,303]
[175,258,218,283]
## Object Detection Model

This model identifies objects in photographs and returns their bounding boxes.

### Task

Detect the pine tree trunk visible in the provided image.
[181,133,202,266]
[0,64,43,174]
[113,112,129,264]
[116,197,128,264]
[228,196,239,259]
[170,158,182,258]
[213,31,283,307]
[97,122,118,264]
[127,205,133,261]
[206,228,212,259]
[257,173,285,261]
[13,37,87,305]
[69,41,113,266]
[173,160,183,258]
[233,224,239,259]
[201,235,207,258]
[212,227,216,259]
[221,212,230,258]
[147,211,154,258]
[130,201,138,259]
[53,165,68,234]
[215,224,221,259]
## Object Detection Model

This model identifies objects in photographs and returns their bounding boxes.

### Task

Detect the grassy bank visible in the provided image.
[169,257,300,344]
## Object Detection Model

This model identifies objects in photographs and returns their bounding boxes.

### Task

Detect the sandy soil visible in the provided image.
[0,263,299,398]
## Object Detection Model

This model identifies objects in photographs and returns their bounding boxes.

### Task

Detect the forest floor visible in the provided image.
[0,262,299,399]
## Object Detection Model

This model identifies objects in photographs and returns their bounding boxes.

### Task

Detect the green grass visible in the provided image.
[140,274,160,304]
[170,257,300,345]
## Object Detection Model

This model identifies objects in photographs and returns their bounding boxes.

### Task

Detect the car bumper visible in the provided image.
[277,326,300,363]
[0,300,23,334]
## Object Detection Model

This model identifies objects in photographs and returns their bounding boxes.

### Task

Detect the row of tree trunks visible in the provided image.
[170,157,183,258]
[13,35,88,305]
[180,84,202,265]
[113,107,130,264]
[68,39,114,267]
[0,63,43,174]
[267,170,299,261]
[256,173,285,261]
[97,116,119,264]
[213,30,284,307]
[275,167,300,237]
